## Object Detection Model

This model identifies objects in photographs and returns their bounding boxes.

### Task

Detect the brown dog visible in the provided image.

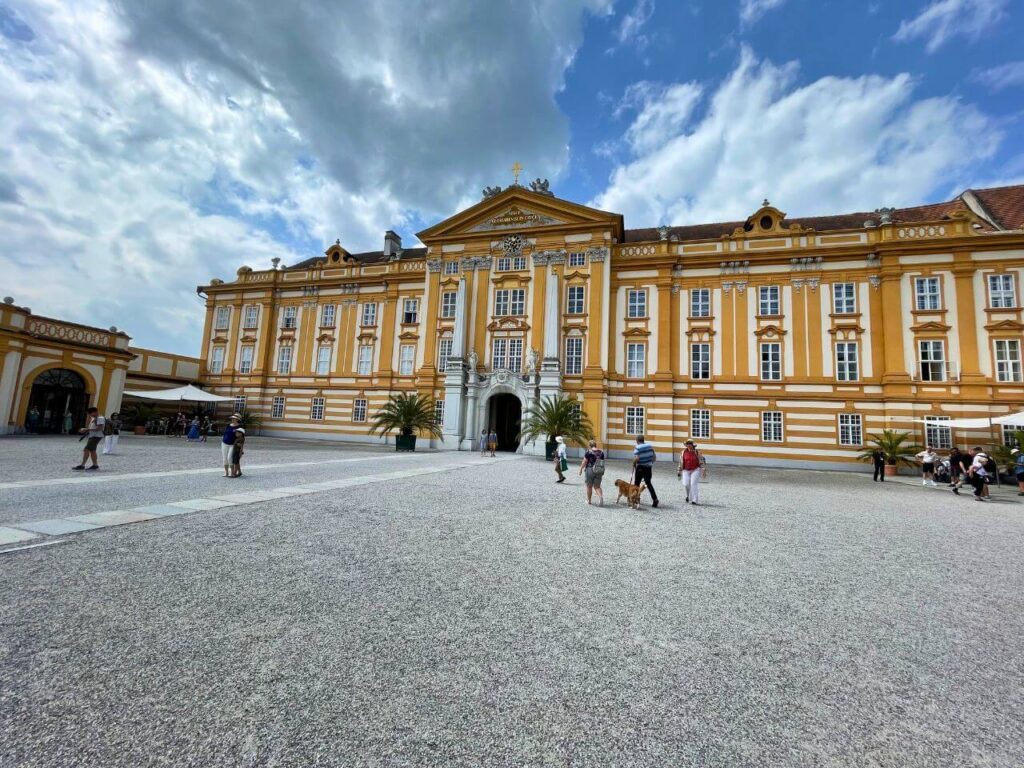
[614,478,647,509]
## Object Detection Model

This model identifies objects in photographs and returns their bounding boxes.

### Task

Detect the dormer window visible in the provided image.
[759,215,773,231]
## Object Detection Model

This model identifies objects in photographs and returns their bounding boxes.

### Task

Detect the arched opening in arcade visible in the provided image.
[487,393,522,452]
[25,368,90,434]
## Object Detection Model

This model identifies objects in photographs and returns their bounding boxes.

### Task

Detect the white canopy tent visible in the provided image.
[913,417,995,429]
[122,384,234,403]
[993,410,1024,427]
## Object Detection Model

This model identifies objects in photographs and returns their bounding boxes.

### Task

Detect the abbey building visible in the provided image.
[196,182,1024,469]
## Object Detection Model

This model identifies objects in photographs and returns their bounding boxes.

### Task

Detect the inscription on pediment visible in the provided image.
[470,206,566,232]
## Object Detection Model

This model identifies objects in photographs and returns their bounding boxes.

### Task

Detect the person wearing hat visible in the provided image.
[677,439,704,506]
[1013,447,1024,496]
[221,413,241,477]
[964,446,990,501]
[553,435,568,483]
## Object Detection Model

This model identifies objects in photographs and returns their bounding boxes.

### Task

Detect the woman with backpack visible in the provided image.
[579,439,606,505]
[677,440,704,505]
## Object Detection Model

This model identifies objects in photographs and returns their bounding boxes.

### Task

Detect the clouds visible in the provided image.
[893,0,1008,53]
[594,48,1002,227]
[973,61,1024,92]
[739,0,786,27]
[612,0,655,48]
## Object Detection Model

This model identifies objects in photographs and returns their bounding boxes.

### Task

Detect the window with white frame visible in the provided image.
[271,396,285,419]
[399,345,415,375]
[357,345,373,375]
[760,342,782,381]
[625,406,645,436]
[214,306,230,330]
[437,338,453,372]
[316,345,332,375]
[567,285,585,314]
[434,399,445,427]
[210,346,225,374]
[995,339,1022,382]
[833,283,856,315]
[759,286,780,316]
[243,305,259,329]
[444,261,459,275]
[691,408,711,440]
[361,303,377,327]
[402,299,419,324]
[691,342,711,380]
[838,413,862,446]
[494,289,526,316]
[690,288,711,318]
[282,306,297,329]
[565,337,583,375]
[310,397,325,421]
[568,251,586,267]
[233,396,247,414]
[914,277,941,311]
[989,274,1016,309]
[320,304,336,327]
[835,341,859,382]
[496,256,526,271]
[239,345,254,374]
[918,340,946,381]
[626,343,646,378]
[627,289,647,318]
[1002,424,1021,448]
[568,401,582,428]
[440,291,457,318]
[352,398,367,422]
[761,411,784,442]
[924,416,952,449]
[491,338,524,371]
[276,345,292,375]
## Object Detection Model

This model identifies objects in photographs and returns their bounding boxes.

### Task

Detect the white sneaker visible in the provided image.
[922,480,927,486]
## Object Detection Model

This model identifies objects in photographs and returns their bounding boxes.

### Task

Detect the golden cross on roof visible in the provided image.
[512,161,523,185]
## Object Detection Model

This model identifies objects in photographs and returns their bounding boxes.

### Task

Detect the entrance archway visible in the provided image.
[27,368,89,433]
[487,393,522,452]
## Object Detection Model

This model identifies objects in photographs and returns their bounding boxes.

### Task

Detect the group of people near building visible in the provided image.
[478,429,499,457]
[870,444,1021,502]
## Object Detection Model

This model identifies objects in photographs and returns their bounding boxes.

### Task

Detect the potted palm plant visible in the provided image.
[858,429,921,477]
[124,403,159,435]
[518,395,595,459]
[370,392,443,451]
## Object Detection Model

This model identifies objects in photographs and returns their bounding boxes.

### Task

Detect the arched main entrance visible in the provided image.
[26,368,89,433]
[487,393,522,452]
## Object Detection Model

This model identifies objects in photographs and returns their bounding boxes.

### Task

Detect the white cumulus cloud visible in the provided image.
[973,60,1024,92]
[893,0,1008,53]
[739,0,787,27]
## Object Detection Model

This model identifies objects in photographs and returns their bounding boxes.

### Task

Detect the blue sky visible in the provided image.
[1,0,1022,354]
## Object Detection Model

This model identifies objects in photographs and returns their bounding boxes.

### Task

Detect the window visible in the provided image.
[565,337,583,375]
[567,285,585,315]
[838,413,862,446]
[1002,424,1021,448]
[276,345,292,375]
[320,304,336,327]
[494,289,526,316]
[239,345,254,374]
[759,286,780,316]
[835,342,859,382]
[626,343,646,378]
[210,346,225,374]
[989,274,1016,309]
[444,261,459,275]
[995,339,1022,382]
[357,345,373,375]
[914,277,941,311]
[496,256,526,271]
[690,288,711,318]
[316,346,331,376]
[761,411,784,442]
[352,398,367,423]
[438,338,453,372]
[243,305,259,329]
[691,409,711,440]
[918,340,946,381]
[282,306,297,329]
[568,252,586,267]
[491,338,524,371]
[627,289,647,318]
[626,406,645,436]
[434,399,445,427]
[833,283,856,315]
[568,402,582,428]
[361,303,377,327]
[271,396,285,419]
[440,291,457,318]
[310,397,325,421]
[402,299,418,324]
[760,342,782,381]
[924,416,952,450]
[691,343,711,380]
[214,306,230,330]
[233,396,247,414]
[399,345,415,375]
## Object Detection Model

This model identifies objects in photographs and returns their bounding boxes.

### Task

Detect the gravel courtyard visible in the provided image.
[1,437,1023,767]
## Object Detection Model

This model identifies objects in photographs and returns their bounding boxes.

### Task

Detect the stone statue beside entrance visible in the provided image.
[526,347,539,375]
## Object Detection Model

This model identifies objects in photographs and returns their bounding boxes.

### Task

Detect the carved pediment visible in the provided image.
[686,325,716,338]
[491,273,532,285]
[984,319,1024,333]
[440,277,461,288]
[470,205,566,232]
[487,317,531,332]
[753,324,788,338]
[240,333,257,343]
[827,324,865,336]
[909,320,951,333]
[623,327,651,338]
[564,270,590,282]
[397,330,419,341]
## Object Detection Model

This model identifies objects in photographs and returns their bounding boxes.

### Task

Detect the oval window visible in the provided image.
[759,215,773,230]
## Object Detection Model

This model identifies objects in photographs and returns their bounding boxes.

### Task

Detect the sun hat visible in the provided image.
[685,439,695,446]
[230,413,242,420]
[1013,449,1020,455]
[555,435,564,443]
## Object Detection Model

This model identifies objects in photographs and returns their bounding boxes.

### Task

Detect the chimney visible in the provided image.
[384,230,402,257]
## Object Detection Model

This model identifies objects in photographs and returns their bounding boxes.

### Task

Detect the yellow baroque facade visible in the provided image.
[197,183,1024,468]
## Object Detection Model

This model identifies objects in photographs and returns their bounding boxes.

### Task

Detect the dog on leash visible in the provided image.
[614,478,647,509]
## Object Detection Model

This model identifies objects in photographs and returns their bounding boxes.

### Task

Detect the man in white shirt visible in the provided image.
[73,407,105,471]
[965,447,990,501]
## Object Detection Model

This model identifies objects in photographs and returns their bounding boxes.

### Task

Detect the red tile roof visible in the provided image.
[969,185,1024,230]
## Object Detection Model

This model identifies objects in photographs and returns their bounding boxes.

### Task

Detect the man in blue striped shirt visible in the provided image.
[632,435,659,508]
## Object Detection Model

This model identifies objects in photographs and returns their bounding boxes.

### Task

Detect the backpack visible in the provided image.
[591,452,606,476]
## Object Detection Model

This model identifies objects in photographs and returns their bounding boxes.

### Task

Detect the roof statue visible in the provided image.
[482,185,502,199]
[529,178,552,196]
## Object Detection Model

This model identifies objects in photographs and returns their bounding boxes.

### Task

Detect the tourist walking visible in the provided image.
[871,448,886,482]
[221,413,240,477]
[72,407,105,471]
[479,429,488,456]
[230,427,246,478]
[101,412,121,455]
[186,416,201,441]
[200,416,211,442]
[677,440,703,505]
[488,428,498,457]
[26,405,40,434]
[632,434,659,508]
[578,439,606,505]
[61,410,73,435]
[1014,448,1024,496]
[947,447,966,489]
[916,445,938,486]
[553,435,568,483]
[963,447,990,501]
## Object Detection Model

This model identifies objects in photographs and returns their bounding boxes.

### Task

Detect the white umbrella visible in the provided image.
[993,410,1024,427]
[122,384,234,403]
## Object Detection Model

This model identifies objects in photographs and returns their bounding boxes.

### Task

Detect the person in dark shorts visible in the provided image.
[230,427,246,478]
[579,439,606,505]
[915,445,938,486]
[871,449,886,482]
[73,407,105,471]
[948,447,966,489]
